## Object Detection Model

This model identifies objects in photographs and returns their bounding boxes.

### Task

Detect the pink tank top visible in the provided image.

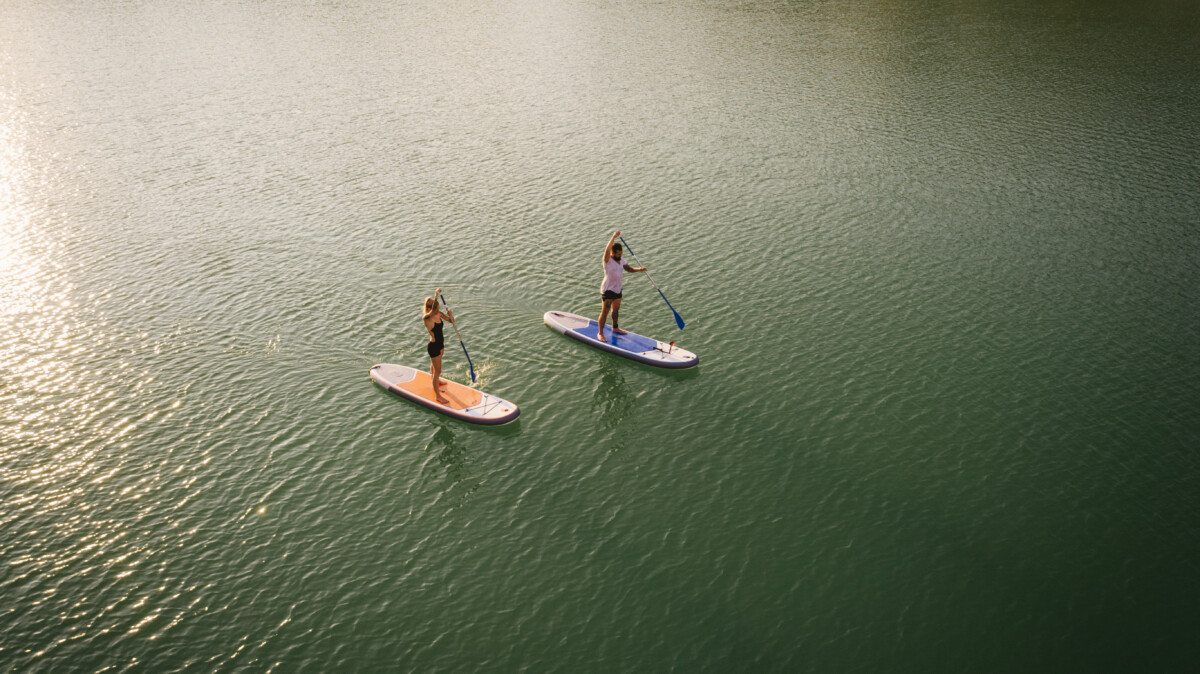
[601,256,624,294]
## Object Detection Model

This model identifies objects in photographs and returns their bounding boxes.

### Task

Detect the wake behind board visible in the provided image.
[543,311,698,368]
[369,364,520,425]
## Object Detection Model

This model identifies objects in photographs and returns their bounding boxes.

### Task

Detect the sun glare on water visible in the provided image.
[0,92,185,655]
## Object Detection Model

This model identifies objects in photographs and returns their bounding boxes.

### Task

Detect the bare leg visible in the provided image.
[611,298,626,334]
[431,353,450,404]
[597,299,612,342]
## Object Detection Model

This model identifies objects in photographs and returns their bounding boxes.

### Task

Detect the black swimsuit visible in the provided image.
[427,320,445,358]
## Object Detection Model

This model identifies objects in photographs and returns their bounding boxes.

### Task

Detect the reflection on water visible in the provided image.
[1,93,94,512]
[425,424,467,483]
[422,423,487,507]
[593,358,635,431]
[1,98,199,668]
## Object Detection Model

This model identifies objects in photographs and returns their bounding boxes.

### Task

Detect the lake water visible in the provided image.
[2,0,1198,671]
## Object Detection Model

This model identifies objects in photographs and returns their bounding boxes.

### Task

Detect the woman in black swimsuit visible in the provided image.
[423,288,455,404]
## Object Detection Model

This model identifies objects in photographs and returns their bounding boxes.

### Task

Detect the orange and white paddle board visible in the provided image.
[369,364,519,425]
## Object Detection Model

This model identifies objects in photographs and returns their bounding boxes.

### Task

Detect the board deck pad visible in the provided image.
[572,322,659,353]
[395,369,482,410]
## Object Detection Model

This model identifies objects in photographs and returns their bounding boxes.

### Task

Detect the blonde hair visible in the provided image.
[424,297,437,313]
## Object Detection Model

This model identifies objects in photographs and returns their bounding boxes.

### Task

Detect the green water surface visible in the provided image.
[2,0,1198,671]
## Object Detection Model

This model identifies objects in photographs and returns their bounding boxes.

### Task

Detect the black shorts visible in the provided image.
[427,341,444,358]
[602,290,622,301]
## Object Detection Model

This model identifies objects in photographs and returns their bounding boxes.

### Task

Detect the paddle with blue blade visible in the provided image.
[438,292,476,383]
[619,235,685,330]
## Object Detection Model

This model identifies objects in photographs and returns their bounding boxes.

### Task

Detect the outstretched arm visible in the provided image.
[624,263,646,273]
[603,230,621,263]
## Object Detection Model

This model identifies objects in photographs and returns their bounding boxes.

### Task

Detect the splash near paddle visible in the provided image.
[543,311,698,368]
[369,364,519,425]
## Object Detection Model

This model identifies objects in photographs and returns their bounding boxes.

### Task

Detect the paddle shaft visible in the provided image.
[438,293,476,382]
[618,235,685,329]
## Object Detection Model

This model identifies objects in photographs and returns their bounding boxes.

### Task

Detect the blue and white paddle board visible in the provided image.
[543,311,698,368]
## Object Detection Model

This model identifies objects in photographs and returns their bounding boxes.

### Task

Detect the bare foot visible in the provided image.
[597,333,607,342]
[613,328,627,335]
[436,396,450,404]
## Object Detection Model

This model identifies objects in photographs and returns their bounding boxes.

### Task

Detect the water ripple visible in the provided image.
[3,0,1199,671]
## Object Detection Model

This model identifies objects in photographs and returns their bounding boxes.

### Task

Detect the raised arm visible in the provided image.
[434,287,455,323]
[603,230,621,263]
[424,287,443,321]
